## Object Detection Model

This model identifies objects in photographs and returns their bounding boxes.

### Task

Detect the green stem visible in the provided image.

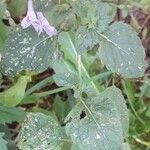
[25,76,54,96]
[133,136,150,147]
[77,54,82,89]
[90,71,112,81]
[33,86,70,98]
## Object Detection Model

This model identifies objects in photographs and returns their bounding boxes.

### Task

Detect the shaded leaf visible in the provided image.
[0,76,31,107]
[7,0,27,17]
[65,86,128,150]
[17,113,65,150]
[53,95,71,122]
[0,105,25,124]
[98,22,147,78]
[1,28,56,76]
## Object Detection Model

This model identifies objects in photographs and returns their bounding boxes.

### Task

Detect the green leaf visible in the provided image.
[98,22,147,78]
[58,32,77,64]
[17,113,66,150]
[76,27,99,53]
[65,86,128,150]
[53,72,79,88]
[70,0,96,26]
[0,132,8,150]
[0,1,10,52]
[1,28,56,76]
[95,2,116,32]
[140,78,150,97]
[53,95,71,123]
[46,3,75,30]
[0,105,25,124]
[0,76,31,107]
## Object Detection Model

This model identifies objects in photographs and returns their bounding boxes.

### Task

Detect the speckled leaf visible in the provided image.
[76,27,99,53]
[17,113,65,150]
[1,28,56,76]
[65,86,128,150]
[98,22,147,78]
[0,133,7,150]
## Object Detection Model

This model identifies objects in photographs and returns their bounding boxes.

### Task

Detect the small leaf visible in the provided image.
[53,95,71,122]
[95,2,116,32]
[65,86,128,150]
[0,76,31,107]
[17,113,66,150]
[0,105,25,124]
[76,27,99,53]
[98,22,147,78]
[1,28,56,76]
[70,0,96,26]
[53,72,79,88]
[46,4,75,29]
[0,132,8,150]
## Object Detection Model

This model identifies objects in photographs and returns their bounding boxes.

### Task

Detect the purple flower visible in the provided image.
[36,12,57,36]
[21,0,57,37]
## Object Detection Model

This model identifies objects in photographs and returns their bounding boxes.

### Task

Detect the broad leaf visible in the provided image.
[1,28,56,76]
[98,22,147,78]
[0,76,31,107]
[0,105,25,124]
[17,113,65,150]
[65,86,128,150]
[0,132,7,150]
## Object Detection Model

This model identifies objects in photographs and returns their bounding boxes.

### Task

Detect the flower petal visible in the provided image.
[21,17,31,29]
[27,0,36,20]
[43,25,57,37]
[37,12,57,36]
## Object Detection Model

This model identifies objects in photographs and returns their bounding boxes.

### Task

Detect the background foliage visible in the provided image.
[0,0,149,150]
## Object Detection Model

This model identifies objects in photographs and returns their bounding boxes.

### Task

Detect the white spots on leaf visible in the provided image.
[117,32,120,35]
[138,66,142,70]
[19,37,29,44]
[96,133,101,139]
